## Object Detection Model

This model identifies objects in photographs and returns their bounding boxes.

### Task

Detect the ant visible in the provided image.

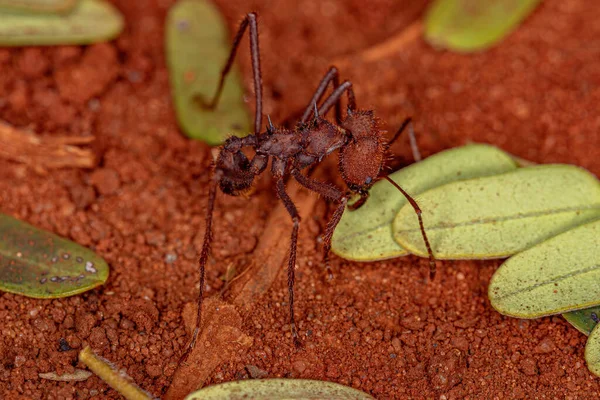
[181,12,435,361]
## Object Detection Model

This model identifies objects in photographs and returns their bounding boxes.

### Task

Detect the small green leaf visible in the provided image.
[331,144,517,261]
[166,0,249,145]
[424,0,542,52]
[394,165,600,259]
[0,0,77,14]
[563,306,600,336]
[0,0,123,46]
[0,214,109,298]
[488,219,600,318]
[185,379,375,400]
[586,323,600,377]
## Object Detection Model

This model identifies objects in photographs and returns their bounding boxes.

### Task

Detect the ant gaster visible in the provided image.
[181,12,436,361]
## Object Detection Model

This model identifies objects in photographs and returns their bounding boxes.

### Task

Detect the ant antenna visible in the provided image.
[267,115,275,133]
[383,176,436,279]
[313,101,319,121]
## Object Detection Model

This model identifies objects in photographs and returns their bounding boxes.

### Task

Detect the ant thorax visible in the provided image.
[294,117,349,168]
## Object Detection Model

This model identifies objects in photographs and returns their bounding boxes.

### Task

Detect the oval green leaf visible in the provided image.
[586,323,600,377]
[424,0,542,52]
[0,0,77,14]
[331,144,517,261]
[394,165,600,259]
[0,214,109,298]
[166,0,249,145]
[0,0,123,46]
[563,306,600,336]
[185,379,374,400]
[489,219,600,318]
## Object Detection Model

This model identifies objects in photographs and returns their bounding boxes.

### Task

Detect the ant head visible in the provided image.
[339,110,385,193]
[216,138,256,196]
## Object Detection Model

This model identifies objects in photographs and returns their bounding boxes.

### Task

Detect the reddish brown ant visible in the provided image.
[182,12,435,360]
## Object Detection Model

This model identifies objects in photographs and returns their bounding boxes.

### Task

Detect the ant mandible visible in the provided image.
[183,12,436,359]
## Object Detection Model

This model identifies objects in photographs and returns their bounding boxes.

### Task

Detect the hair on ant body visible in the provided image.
[180,12,436,362]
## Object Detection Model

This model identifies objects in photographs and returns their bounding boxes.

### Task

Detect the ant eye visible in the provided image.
[365,176,372,185]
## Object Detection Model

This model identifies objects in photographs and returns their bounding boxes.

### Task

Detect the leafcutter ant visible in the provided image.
[182,12,436,360]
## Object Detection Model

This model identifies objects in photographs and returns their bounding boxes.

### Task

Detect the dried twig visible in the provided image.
[165,181,320,399]
[334,20,423,67]
[0,122,95,172]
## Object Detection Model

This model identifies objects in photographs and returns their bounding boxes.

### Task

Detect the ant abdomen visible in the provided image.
[216,148,255,196]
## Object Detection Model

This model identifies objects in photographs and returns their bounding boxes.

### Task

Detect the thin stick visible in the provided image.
[79,346,153,400]
[384,176,436,278]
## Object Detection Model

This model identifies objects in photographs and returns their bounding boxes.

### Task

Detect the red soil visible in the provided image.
[0,0,598,398]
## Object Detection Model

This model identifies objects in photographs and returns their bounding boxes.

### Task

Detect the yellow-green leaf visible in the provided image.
[0,0,77,14]
[0,214,109,298]
[586,323,600,377]
[563,306,600,336]
[0,0,123,46]
[489,219,600,318]
[424,0,542,52]
[331,144,517,261]
[185,379,374,400]
[394,165,600,259]
[166,0,249,145]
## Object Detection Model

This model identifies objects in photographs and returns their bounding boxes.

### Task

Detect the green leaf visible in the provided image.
[424,0,542,52]
[563,306,600,336]
[488,219,600,318]
[185,379,375,400]
[0,0,77,14]
[331,144,517,261]
[0,0,123,46]
[166,0,249,145]
[393,165,600,259]
[586,323,600,377]
[0,214,109,298]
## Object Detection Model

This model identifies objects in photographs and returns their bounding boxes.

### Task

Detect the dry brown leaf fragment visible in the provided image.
[39,369,93,382]
[0,121,95,171]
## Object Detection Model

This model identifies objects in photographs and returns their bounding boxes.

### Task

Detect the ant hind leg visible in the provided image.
[196,12,263,135]
[273,171,302,347]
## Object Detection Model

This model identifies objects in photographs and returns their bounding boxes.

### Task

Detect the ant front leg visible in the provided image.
[318,80,357,117]
[300,66,342,124]
[195,12,263,135]
[387,117,422,162]
[291,169,346,280]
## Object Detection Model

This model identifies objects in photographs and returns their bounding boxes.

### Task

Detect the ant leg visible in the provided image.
[195,13,263,135]
[388,117,422,162]
[179,169,222,364]
[291,169,346,280]
[273,169,302,347]
[300,66,342,124]
[318,80,357,117]
[383,176,436,279]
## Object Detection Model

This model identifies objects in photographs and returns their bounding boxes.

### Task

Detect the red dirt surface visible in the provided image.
[0,0,599,399]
